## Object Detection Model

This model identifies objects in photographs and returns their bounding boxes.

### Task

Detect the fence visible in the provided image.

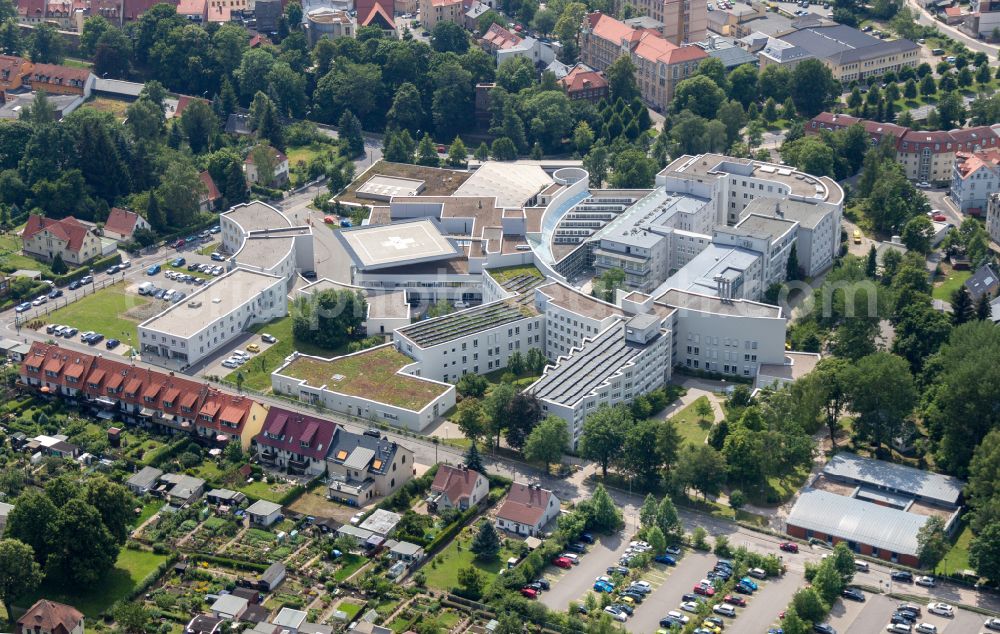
[12,272,130,332]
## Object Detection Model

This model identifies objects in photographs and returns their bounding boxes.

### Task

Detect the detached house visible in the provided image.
[495,482,560,537]
[427,464,489,511]
[244,146,289,186]
[326,428,414,506]
[254,407,336,476]
[21,215,103,266]
[103,207,151,242]
[16,600,84,634]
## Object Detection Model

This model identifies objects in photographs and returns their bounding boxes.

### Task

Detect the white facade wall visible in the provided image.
[394,313,545,383]
[987,194,1000,246]
[951,162,1000,214]
[534,302,619,360]
[669,304,786,378]
[139,275,287,366]
[353,270,483,303]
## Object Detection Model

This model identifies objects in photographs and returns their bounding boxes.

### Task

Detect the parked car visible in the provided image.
[914,624,937,634]
[739,577,759,591]
[552,556,573,569]
[932,214,947,222]
[723,595,747,607]
[842,587,865,602]
[665,545,682,555]
[211,252,225,261]
[927,603,953,617]
[603,607,626,622]
[886,625,911,634]
[121,260,131,268]
[302,270,317,279]
[63,327,77,338]
[147,264,161,275]
[897,604,921,617]
[813,625,836,634]
[606,566,628,576]
[892,613,916,625]
[15,302,31,313]
[891,570,913,583]
[619,591,643,604]
[106,264,120,275]
[533,578,550,590]
[246,343,261,353]
[779,542,799,553]
[985,617,1000,631]
[612,601,634,614]
[222,359,240,369]
[712,603,736,617]
[665,611,689,625]
[261,333,277,343]
[749,567,768,579]
[519,587,537,599]
[68,280,82,290]
[86,333,105,345]
[915,576,935,587]
[854,560,869,572]
[694,583,716,597]
[655,554,677,565]
[48,288,63,299]
[32,295,47,306]
[660,616,685,629]
[560,553,580,565]
[172,239,185,248]
[210,225,221,234]
[680,601,700,613]
[579,533,595,544]
[106,338,121,349]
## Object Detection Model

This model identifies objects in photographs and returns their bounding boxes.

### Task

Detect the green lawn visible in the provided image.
[219,314,345,391]
[336,599,365,619]
[62,58,93,69]
[198,242,220,256]
[18,549,168,618]
[936,522,973,575]
[333,554,368,582]
[132,499,164,527]
[0,233,55,275]
[668,396,715,447]
[238,478,296,503]
[932,270,971,301]
[45,283,151,337]
[286,144,324,166]
[423,531,515,591]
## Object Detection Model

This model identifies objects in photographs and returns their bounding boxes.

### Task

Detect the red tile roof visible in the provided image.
[808,113,999,155]
[256,407,337,461]
[496,483,554,527]
[944,6,961,16]
[482,23,523,49]
[955,149,1000,179]
[589,12,641,45]
[360,1,394,28]
[0,55,31,81]
[558,64,608,93]
[16,600,83,634]
[200,171,221,203]
[29,62,91,86]
[22,215,93,252]
[431,464,486,505]
[104,207,143,238]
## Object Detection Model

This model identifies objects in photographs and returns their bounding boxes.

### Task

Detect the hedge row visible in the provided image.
[144,437,193,468]
[52,253,122,287]
[109,549,181,616]
[190,552,270,572]
[424,505,479,556]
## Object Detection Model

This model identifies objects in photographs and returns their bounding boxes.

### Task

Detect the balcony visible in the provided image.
[259,451,278,465]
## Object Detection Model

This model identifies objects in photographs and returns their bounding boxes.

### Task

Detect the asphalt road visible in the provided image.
[904,0,998,57]
[840,593,984,634]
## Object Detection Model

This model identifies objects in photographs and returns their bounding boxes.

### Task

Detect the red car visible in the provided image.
[172,239,185,249]
[694,584,716,597]
[779,542,799,553]
[520,587,538,599]
[552,556,573,569]
[724,595,747,607]
[933,214,947,222]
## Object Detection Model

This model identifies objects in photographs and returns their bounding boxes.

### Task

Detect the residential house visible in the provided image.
[156,473,206,505]
[255,407,336,476]
[200,171,223,211]
[178,0,209,21]
[479,23,556,66]
[258,561,287,591]
[211,595,249,621]
[581,12,708,111]
[326,428,414,506]
[25,434,79,460]
[15,600,84,634]
[246,499,283,527]
[21,215,104,266]
[961,0,1000,38]
[25,63,94,96]
[965,264,998,301]
[495,482,560,536]
[428,464,489,511]
[127,465,164,495]
[193,389,266,450]
[423,0,465,32]
[357,1,396,36]
[951,149,1000,215]
[271,609,307,634]
[103,207,151,241]
[0,55,33,94]
[244,146,290,186]
[807,112,1000,184]
[557,64,609,103]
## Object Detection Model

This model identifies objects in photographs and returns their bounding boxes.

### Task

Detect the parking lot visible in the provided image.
[625,550,714,633]
[539,531,629,612]
[829,593,985,633]
[726,567,805,632]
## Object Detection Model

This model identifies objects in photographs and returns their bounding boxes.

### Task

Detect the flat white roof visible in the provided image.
[337,219,459,270]
[139,269,284,338]
[222,201,292,233]
[454,162,553,208]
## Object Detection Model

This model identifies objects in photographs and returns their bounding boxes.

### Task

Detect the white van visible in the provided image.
[137,282,155,295]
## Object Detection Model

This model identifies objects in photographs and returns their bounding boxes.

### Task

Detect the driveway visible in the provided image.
[539,530,629,612]
[625,551,715,634]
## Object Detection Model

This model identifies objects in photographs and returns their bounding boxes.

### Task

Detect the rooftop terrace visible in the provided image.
[278,345,448,411]
[487,264,548,295]
[397,296,538,348]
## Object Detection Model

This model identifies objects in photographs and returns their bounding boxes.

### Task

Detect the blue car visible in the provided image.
[655,554,677,565]
[740,577,759,591]
[147,264,161,275]
[172,257,185,267]
[15,302,31,313]
[593,581,614,593]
